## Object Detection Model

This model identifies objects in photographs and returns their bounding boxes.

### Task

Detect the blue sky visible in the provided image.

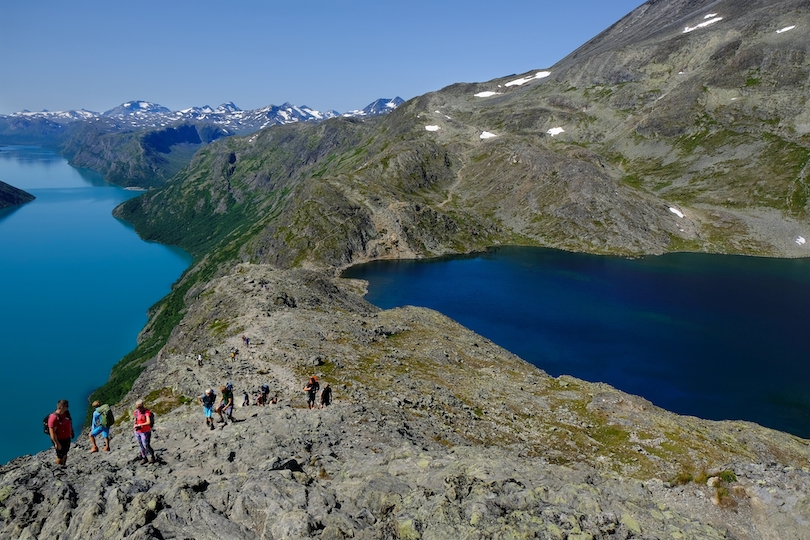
[1,0,645,115]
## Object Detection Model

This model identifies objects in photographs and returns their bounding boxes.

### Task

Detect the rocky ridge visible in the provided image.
[4,0,810,537]
[2,264,809,539]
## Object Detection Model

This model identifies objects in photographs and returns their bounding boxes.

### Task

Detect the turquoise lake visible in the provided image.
[344,246,810,438]
[0,146,191,464]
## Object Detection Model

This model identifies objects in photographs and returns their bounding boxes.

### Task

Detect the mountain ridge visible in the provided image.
[2,0,810,537]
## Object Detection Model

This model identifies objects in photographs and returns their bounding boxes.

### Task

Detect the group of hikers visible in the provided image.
[46,398,155,467]
[46,374,332,466]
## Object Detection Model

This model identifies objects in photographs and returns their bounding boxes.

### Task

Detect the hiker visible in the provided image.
[47,399,74,466]
[257,384,270,406]
[197,353,203,367]
[89,400,112,452]
[320,383,332,409]
[216,382,235,424]
[303,376,319,410]
[133,399,156,464]
[198,388,216,430]
[242,391,249,407]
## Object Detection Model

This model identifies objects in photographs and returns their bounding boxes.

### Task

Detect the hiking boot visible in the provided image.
[148,456,156,464]
[103,446,110,452]
[90,446,99,453]
[209,423,215,430]
[140,458,148,465]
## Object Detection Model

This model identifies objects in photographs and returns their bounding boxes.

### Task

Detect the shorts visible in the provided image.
[307,393,317,404]
[90,426,110,438]
[203,405,213,418]
[223,405,233,416]
[54,438,71,459]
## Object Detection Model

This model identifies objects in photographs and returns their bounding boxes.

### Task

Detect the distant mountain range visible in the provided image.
[3,97,404,136]
[0,97,405,187]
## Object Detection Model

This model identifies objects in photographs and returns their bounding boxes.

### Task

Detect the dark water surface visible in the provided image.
[0,146,191,464]
[343,246,810,438]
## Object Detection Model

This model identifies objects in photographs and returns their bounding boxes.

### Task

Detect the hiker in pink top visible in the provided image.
[48,399,74,466]
[133,399,156,465]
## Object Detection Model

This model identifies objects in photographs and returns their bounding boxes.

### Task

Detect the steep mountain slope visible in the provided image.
[4,1,810,538]
[119,0,810,270]
[60,121,230,188]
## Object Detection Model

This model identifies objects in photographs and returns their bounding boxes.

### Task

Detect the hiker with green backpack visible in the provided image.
[89,400,114,453]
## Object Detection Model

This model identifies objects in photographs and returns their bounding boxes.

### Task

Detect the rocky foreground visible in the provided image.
[1,264,809,539]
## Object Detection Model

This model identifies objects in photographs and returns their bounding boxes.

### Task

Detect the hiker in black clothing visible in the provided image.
[319,383,332,409]
[256,384,270,406]
[304,376,319,410]
[216,382,235,424]
[198,388,216,430]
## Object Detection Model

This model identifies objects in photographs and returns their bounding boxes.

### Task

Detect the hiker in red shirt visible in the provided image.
[47,399,74,466]
[133,400,156,465]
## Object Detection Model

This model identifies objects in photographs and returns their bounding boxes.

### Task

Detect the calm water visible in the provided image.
[344,246,810,438]
[0,146,191,464]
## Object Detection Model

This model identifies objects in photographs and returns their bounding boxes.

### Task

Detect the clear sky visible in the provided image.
[1,0,645,115]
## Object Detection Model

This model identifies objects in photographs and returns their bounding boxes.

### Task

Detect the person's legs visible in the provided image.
[143,431,155,462]
[55,439,70,465]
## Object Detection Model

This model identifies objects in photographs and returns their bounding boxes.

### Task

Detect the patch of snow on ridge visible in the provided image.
[669,207,685,218]
[425,125,440,132]
[684,16,722,33]
[705,13,717,18]
[480,131,497,139]
[475,91,500,97]
[796,236,806,245]
[505,71,551,87]
[777,26,796,33]
[547,127,564,136]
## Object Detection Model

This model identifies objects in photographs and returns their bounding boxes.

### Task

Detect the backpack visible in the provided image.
[43,411,73,437]
[97,404,114,428]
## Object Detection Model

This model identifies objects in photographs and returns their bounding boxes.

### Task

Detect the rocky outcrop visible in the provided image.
[0,180,34,209]
[2,264,808,539]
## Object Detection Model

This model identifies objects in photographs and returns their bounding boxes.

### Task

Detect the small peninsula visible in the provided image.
[0,180,35,209]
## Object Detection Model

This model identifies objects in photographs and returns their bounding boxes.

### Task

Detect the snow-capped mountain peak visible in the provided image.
[4,97,403,135]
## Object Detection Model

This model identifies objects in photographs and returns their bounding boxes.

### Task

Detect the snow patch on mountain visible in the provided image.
[683,15,723,33]
[505,71,551,87]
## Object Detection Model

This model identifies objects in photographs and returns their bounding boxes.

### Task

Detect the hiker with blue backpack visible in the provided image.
[89,400,113,453]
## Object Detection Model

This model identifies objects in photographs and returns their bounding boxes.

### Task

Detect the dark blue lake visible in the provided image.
[0,146,191,464]
[343,247,810,438]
